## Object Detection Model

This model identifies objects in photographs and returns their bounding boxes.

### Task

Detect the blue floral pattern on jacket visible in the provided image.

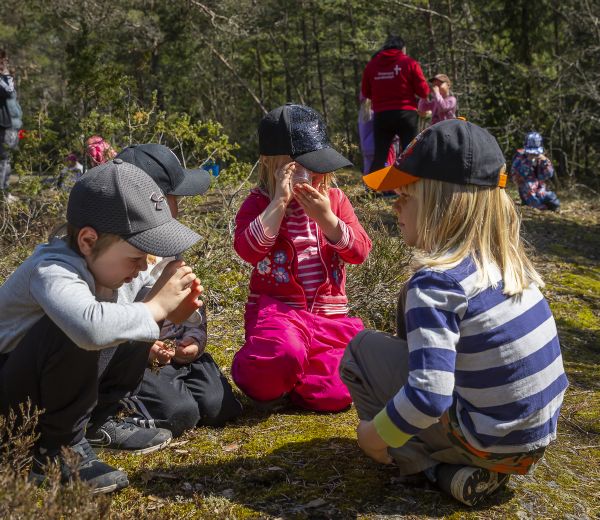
[273,250,288,265]
[273,267,290,283]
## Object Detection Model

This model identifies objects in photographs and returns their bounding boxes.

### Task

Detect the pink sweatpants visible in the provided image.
[231,295,364,412]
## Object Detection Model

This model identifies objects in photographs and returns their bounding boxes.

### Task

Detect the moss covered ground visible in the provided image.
[2,175,599,519]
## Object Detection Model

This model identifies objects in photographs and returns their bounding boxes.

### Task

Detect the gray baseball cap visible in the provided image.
[116,144,211,196]
[67,159,201,257]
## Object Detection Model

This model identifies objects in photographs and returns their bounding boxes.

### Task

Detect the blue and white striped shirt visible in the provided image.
[376,256,568,453]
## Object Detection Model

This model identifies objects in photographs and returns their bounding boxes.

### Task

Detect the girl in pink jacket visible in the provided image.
[232,104,372,412]
[418,73,457,126]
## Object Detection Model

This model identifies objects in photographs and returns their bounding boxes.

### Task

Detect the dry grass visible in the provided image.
[0,173,598,519]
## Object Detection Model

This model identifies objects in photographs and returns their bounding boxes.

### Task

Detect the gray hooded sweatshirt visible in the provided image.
[0,237,160,354]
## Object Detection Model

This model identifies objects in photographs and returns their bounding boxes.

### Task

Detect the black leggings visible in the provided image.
[369,109,419,173]
[0,315,150,450]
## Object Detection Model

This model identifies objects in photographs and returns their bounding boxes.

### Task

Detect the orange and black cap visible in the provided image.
[363,119,507,191]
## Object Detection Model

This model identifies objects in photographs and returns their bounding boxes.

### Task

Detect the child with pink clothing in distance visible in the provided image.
[86,135,117,166]
[232,104,372,412]
[417,74,457,126]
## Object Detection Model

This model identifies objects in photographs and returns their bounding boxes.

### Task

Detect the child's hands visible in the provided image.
[144,260,198,322]
[166,278,203,324]
[293,182,332,221]
[148,340,175,365]
[273,162,295,206]
[173,336,203,364]
[293,183,342,243]
[357,420,393,464]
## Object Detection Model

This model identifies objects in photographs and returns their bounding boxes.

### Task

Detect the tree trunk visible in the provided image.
[425,0,437,70]
[446,0,456,81]
[338,21,351,149]
[283,10,292,102]
[311,3,328,122]
[520,0,532,107]
[347,1,361,106]
[255,41,264,105]
[301,9,312,106]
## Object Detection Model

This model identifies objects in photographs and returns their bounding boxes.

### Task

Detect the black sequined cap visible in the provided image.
[259,103,352,173]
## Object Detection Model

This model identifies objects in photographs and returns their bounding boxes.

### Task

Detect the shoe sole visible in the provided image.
[29,472,130,494]
[451,467,509,506]
[92,435,172,455]
[91,476,130,494]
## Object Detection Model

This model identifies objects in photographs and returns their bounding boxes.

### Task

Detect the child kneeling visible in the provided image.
[232,104,372,412]
[0,160,203,493]
[341,120,568,506]
[114,144,242,435]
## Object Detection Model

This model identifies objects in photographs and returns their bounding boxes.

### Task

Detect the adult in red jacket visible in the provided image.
[361,35,429,173]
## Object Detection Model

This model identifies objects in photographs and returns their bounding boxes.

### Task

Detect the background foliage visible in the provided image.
[0,0,599,187]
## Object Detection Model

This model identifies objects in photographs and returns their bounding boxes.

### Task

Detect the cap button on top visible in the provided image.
[113,158,123,164]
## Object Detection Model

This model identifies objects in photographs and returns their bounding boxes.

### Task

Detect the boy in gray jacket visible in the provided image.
[0,159,203,494]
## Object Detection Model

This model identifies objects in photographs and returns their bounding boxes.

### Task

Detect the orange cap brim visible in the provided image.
[363,165,420,191]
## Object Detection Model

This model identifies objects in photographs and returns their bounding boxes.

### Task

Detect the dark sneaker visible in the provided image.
[29,438,129,494]
[87,417,172,454]
[435,464,510,506]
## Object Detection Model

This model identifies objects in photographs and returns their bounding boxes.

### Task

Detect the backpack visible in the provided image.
[0,75,22,129]
[6,96,22,130]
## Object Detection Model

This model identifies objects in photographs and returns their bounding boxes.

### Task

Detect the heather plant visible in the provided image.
[0,403,110,519]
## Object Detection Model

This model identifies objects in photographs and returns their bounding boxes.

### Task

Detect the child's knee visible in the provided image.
[343,329,373,360]
[198,391,243,427]
[291,381,352,412]
[162,398,200,437]
[234,334,306,375]
[232,343,306,401]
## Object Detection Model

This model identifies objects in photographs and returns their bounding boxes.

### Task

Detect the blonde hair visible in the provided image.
[257,155,335,198]
[401,179,543,295]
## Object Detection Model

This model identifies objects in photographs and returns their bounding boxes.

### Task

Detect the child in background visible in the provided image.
[115,144,242,436]
[417,74,457,126]
[342,120,567,506]
[510,132,560,211]
[57,152,84,190]
[0,49,20,202]
[86,135,117,166]
[232,104,372,412]
[358,95,397,174]
[0,159,203,493]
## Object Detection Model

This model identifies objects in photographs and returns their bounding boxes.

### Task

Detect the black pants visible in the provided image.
[369,109,419,173]
[0,127,8,161]
[0,315,151,450]
[125,353,242,437]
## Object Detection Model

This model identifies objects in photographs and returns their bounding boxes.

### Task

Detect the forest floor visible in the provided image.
[1,172,599,519]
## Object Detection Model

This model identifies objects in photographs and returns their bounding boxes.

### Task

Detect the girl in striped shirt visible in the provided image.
[232,104,371,412]
[342,119,567,506]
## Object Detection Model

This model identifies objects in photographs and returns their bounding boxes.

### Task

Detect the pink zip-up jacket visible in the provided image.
[418,91,457,124]
[234,188,372,313]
